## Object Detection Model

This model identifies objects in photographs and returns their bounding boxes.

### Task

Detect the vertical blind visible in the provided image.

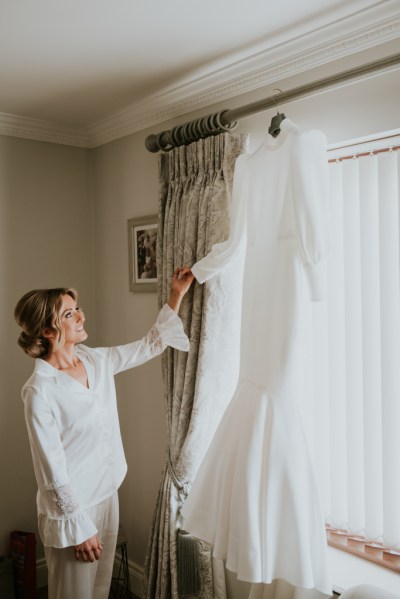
[311,137,400,550]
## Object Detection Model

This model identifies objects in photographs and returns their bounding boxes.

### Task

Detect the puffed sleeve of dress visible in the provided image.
[22,386,98,548]
[191,153,248,283]
[291,129,330,301]
[104,303,190,374]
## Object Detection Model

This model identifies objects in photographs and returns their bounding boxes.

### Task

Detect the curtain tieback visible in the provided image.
[166,452,191,498]
[166,453,202,595]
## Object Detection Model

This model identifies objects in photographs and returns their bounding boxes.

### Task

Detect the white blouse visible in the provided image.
[22,304,189,548]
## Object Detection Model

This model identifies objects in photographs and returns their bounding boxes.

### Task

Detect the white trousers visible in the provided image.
[40,493,119,599]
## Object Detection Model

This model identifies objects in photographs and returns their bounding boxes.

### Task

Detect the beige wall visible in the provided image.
[91,132,168,567]
[1,37,399,595]
[0,136,94,558]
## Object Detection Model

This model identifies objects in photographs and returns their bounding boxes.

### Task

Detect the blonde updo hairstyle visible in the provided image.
[14,288,78,358]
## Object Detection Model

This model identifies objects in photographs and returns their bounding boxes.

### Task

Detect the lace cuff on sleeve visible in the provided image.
[43,481,80,516]
[39,481,98,548]
[144,304,190,358]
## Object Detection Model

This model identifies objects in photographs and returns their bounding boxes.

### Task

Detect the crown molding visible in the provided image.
[0,112,90,147]
[1,2,399,148]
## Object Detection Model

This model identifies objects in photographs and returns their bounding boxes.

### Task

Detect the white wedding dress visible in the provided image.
[182,119,332,596]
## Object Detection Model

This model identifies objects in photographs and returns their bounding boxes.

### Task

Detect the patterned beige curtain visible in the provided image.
[143,133,248,599]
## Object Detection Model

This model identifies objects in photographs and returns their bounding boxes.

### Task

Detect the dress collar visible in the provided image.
[263,117,298,147]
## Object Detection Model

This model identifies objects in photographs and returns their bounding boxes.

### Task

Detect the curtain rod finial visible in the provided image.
[145,134,161,153]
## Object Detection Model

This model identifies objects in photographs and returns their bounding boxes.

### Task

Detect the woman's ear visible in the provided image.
[42,328,55,340]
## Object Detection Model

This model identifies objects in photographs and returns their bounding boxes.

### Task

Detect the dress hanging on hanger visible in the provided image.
[182,117,332,597]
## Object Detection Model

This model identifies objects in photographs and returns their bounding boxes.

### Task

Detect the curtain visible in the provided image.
[143,133,248,599]
[311,144,400,549]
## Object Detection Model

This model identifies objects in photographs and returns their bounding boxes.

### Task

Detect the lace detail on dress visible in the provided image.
[145,324,166,357]
[46,482,79,515]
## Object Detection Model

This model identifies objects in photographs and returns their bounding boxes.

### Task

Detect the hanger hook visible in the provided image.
[270,88,284,113]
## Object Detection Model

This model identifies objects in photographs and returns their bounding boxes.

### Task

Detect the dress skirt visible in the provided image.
[181,379,331,595]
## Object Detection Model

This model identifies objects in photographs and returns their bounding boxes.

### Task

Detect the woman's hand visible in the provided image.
[74,534,103,562]
[168,267,195,313]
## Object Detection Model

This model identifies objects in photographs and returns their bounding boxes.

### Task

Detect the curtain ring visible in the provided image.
[210,112,221,134]
[170,126,179,147]
[199,116,209,138]
[177,125,186,145]
[171,125,184,147]
[189,120,197,140]
[199,117,207,137]
[187,121,196,144]
[215,110,237,132]
[156,131,173,152]
[185,120,194,144]
[181,122,191,145]
[188,119,198,143]
[206,114,215,135]
[194,117,206,139]
[215,111,225,129]
[196,119,204,139]
[179,123,187,146]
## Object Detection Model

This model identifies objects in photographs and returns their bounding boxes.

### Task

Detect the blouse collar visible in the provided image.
[34,346,94,391]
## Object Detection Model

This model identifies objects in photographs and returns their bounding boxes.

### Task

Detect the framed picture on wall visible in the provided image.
[127,214,158,292]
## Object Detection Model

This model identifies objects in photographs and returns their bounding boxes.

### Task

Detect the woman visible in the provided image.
[14,268,194,599]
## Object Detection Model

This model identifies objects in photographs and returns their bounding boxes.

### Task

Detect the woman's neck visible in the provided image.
[45,343,79,370]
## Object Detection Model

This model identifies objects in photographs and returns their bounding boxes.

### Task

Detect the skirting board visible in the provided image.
[113,554,144,598]
[36,556,145,598]
[36,558,48,590]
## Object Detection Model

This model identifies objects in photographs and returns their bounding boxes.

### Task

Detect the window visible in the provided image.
[309,131,400,572]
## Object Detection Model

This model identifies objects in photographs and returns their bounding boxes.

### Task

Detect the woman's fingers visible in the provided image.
[174,266,192,279]
[74,536,102,562]
[174,268,195,287]
[75,548,96,562]
[92,545,101,560]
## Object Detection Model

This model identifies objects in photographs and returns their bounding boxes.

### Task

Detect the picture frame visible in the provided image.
[127,214,158,292]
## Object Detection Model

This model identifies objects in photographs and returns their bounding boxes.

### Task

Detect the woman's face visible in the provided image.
[57,294,88,345]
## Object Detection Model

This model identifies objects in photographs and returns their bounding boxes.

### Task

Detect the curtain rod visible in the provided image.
[145,52,400,153]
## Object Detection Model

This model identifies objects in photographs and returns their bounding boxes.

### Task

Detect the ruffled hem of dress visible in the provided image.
[182,379,331,594]
[38,511,98,548]
[157,304,190,351]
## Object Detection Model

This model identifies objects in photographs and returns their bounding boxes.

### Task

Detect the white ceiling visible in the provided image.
[1,0,399,146]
